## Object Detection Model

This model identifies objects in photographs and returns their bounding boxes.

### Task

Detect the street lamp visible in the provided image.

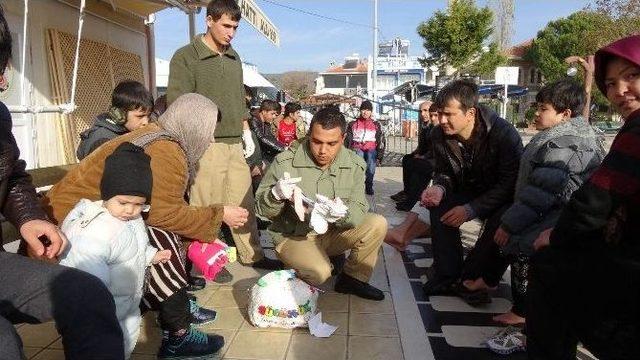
[565,55,595,121]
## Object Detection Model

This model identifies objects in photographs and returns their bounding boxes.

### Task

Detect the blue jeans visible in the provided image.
[355,149,377,192]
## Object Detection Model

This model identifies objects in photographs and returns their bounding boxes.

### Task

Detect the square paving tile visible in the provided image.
[286,334,347,360]
[205,288,250,308]
[349,294,394,314]
[17,322,59,348]
[200,306,246,331]
[132,325,164,355]
[30,349,65,360]
[293,312,348,336]
[23,347,42,359]
[317,293,349,313]
[348,313,399,337]
[225,330,290,359]
[348,336,403,360]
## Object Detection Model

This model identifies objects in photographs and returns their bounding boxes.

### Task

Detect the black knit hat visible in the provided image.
[100,142,152,203]
[360,100,373,111]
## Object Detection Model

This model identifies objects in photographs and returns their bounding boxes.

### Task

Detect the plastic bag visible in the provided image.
[248,270,319,328]
[187,240,235,281]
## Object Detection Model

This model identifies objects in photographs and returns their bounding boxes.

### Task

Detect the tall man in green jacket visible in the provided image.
[256,108,388,301]
[167,0,276,269]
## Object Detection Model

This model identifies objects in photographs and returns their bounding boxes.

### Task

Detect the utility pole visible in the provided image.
[372,0,378,104]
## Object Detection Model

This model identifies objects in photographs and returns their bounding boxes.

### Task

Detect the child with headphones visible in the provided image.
[76,80,153,160]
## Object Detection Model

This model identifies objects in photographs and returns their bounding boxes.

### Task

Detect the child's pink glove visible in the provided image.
[188,241,230,281]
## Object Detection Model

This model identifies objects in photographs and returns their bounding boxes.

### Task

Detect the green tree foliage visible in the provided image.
[416,0,506,76]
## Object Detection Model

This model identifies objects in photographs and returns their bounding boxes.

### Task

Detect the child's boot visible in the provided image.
[157,327,224,359]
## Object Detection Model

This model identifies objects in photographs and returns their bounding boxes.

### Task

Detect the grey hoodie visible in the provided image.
[76,113,128,160]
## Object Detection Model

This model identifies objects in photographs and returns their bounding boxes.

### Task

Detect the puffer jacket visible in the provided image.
[500,117,606,256]
[59,199,156,358]
[0,101,47,246]
[76,113,128,160]
[431,105,523,219]
[344,117,386,162]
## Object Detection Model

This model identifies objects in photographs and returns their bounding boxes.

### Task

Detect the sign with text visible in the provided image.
[495,66,519,85]
[237,0,280,46]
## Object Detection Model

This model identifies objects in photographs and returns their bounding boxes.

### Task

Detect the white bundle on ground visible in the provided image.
[248,270,320,328]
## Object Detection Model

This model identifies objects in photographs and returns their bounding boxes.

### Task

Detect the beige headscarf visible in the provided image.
[132,93,217,183]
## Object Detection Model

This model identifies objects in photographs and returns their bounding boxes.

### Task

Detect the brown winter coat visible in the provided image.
[42,123,223,241]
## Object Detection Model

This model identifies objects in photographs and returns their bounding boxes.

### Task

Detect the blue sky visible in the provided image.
[154,0,591,74]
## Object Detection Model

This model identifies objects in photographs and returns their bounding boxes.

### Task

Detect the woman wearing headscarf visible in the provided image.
[43,93,247,358]
[526,35,640,359]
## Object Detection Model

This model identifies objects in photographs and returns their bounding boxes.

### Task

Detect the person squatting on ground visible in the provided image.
[76,80,153,160]
[59,142,173,358]
[483,79,605,355]
[43,94,235,359]
[421,79,523,305]
[391,101,439,211]
[276,102,306,147]
[0,6,125,358]
[345,100,386,195]
[256,107,388,301]
[525,34,640,360]
[167,0,278,271]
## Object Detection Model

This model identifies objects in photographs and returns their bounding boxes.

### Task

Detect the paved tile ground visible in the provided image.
[14,166,601,360]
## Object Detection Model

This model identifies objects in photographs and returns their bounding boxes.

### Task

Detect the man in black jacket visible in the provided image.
[392,101,439,211]
[421,80,523,302]
[0,6,124,358]
[249,99,286,163]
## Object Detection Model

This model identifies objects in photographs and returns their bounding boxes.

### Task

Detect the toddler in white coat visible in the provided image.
[59,142,171,358]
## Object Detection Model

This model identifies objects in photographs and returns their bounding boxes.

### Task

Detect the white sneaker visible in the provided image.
[485,326,526,355]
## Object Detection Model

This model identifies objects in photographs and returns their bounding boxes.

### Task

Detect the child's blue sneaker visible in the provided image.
[190,299,217,326]
[157,326,224,359]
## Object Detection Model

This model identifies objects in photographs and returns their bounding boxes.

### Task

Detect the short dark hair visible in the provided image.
[429,103,438,112]
[284,102,302,117]
[112,80,154,113]
[207,0,241,22]
[310,108,346,134]
[435,79,479,113]
[535,79,585,116]
[260,99,280,112]
[0,5,12,73]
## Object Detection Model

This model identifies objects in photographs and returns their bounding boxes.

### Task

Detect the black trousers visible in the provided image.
[0,252,124,359]
[527,246,640,360]
[158,289,191,333]
[429,193,509,287]
[509,254,529,317]
[401,154,433,207]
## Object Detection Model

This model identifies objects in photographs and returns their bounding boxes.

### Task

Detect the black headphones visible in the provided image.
[107,106,127,125]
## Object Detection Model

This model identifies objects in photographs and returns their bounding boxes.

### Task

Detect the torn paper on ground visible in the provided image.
[308,312,338,338]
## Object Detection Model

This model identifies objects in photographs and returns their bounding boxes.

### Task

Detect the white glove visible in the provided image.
[315,195,348,223]
[242,129,255,158]
[271,172,302,201]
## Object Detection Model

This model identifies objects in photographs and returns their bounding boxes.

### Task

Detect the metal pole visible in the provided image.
[188,9,196,40]
[372,0,378,104]
[502,82,508,119]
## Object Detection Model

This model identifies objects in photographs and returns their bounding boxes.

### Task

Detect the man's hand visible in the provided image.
[20,219,67,259]
[271,172,302,201]
[440,206,468,227]
[533,228,553,251]
[223,206,249,229]
[242,129,255,158]
[494,227,510,247]
[152,249,172,264]
[421,186,444,207]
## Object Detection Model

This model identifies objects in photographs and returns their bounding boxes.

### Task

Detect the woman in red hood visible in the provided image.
[526,35,640,360]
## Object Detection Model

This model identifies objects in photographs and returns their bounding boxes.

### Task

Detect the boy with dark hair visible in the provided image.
[421,79,523,304]
[485,79,604,354]
[345,100,385,195]
[250,99,286,163]
[275,102,305,146]
[206,0,241,21]
[0,5,124,358]
[77,80,153,160]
